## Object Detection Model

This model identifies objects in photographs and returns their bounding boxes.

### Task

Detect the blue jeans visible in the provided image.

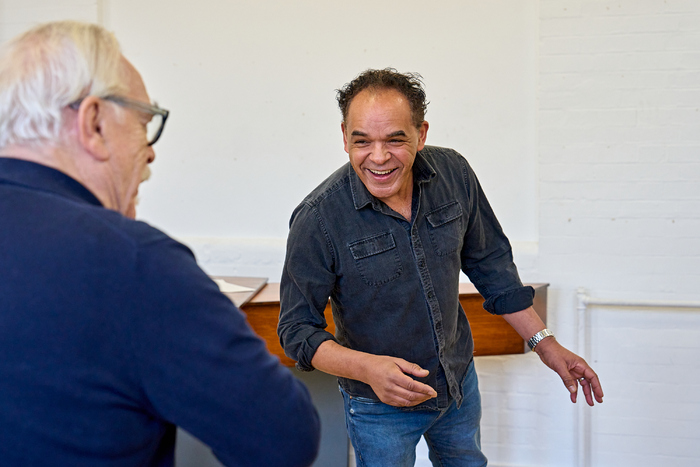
[340,361,487,467]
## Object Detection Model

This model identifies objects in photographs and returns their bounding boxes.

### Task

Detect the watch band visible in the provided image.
[528,328,554,351]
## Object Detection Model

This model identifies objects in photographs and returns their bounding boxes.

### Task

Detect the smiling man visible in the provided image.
[278,68,603,466]
[0,21,319,466]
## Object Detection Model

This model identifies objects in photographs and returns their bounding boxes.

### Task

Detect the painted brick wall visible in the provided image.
[535,1,700,466]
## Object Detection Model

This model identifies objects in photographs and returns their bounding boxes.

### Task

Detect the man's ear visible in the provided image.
[416,120,429,152]
[76,96,110,161]
[341,122,349,154]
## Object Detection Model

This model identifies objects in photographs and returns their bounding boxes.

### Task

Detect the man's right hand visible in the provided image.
[360,354,438,407]
[310,340,437,408]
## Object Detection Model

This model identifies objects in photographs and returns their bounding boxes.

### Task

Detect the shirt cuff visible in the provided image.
[482,286,535,315]
[294,332,337,372]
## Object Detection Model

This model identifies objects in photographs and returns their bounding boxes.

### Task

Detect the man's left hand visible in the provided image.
[535,337,604,406]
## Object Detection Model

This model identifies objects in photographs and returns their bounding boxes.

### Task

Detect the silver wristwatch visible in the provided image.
[527,328,554,351]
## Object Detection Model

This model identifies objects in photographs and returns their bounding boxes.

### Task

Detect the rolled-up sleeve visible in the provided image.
[458,159,534,315]
[278,204,338,371]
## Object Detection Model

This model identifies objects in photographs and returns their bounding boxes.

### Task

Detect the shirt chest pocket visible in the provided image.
[348,232,403,286]
[426,201,463,256]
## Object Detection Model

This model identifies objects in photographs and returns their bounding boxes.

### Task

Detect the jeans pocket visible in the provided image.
[426,201,463,256]
[352,395,381,404]
[348,232,403,286]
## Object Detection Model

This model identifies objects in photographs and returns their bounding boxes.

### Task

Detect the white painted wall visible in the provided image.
[100,0,539,259]
[2,1,699,466]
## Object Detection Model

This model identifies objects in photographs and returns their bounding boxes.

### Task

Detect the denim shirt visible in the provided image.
[279,146,534,409]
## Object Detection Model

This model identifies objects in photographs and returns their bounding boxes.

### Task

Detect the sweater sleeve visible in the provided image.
[125,233,320,467]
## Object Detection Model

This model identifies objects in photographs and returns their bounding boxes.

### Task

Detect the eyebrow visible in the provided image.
[350,130,407,137]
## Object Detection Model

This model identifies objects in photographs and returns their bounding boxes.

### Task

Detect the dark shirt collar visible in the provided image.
[0,157,103,208]
[349,148,437,211]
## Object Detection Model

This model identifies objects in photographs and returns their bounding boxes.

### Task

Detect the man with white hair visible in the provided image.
[0,21,320,466]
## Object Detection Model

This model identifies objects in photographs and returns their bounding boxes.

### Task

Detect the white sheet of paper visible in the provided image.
[214,278,255,293]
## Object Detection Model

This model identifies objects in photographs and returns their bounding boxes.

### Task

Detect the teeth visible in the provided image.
[369,169,393,175]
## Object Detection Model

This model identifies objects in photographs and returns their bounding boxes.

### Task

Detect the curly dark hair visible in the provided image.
[336,68,428,128]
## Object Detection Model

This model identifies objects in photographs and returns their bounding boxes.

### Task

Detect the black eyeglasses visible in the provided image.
[69,95,170,146]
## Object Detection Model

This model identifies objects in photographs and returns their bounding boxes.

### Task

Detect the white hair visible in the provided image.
[0,21,128,148]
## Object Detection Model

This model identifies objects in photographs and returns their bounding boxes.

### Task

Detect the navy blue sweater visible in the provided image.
[0,158,320,466]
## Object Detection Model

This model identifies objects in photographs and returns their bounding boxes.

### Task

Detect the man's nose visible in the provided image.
[147,146,156,164]
[368,143,390,165]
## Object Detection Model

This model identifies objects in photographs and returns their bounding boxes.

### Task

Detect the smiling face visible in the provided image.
[342,88,428,214]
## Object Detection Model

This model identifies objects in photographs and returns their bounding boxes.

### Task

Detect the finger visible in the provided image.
[560,371,579,398]
[381,385,436,407]
[391,360,436,397]
[554,365,583,404]
[574,365,604,404]
[569,381,578,403]
[585,374,604,404]
[394,359,430,378]
[399,393,435,407]
[403,378,437,398]
[385,395,432,408]
[577,377,594,406]
[385,376,437,402]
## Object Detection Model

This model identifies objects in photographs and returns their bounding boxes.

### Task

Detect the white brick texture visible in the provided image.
[533,1,700,466]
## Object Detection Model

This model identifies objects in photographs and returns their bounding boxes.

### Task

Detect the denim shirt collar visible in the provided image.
[348,150,437,211]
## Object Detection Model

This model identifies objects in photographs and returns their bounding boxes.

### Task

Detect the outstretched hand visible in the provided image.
[361,355,438,407]
[534,337,604,406]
